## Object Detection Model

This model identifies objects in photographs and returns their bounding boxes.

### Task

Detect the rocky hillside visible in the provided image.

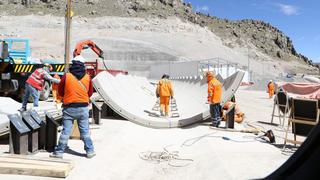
[0,0,315,67]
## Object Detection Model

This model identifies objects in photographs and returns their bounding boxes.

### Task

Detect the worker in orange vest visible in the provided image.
[206,71,222,127]
[156,74,174,117]
[20,63,60,111]
[50,55,95,159]
[223,101,245,123]
[52,74,62,106]
[267,80,275,99]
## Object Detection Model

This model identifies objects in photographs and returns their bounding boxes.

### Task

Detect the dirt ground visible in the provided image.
[0,88,297,180]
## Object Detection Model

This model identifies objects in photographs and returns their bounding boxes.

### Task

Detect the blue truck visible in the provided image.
[0,38,65,101]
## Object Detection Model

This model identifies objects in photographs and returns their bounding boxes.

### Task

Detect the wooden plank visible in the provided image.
[1,155,74,166]
[0,157,73,169]
[0,162,69,178]
[70,120,80,140]
[0,156,74,178]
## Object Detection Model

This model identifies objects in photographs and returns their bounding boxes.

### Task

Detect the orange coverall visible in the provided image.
[207,72,223,124]
[207,75,222,104]
[156,79,174,116]
[268,82,275,99]
[223,102,245,123]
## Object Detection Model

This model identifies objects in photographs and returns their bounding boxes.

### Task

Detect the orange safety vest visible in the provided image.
[63,73,90,104]
[268,82,274,91]
[207,77,222,104]
[26,68,46,90]
[157,79,174,97]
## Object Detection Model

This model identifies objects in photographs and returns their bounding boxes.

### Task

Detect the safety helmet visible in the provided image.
[162,74,169,79]
[73,55,86,63]
[43,63,53,72]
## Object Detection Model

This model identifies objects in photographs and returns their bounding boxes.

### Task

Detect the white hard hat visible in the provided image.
[73,55,86,63]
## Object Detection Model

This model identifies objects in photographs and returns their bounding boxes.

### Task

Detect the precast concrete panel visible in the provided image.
[93,71,244,128]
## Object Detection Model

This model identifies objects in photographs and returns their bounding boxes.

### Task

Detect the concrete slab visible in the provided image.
[0,97,21,115]
[92,71,244,128]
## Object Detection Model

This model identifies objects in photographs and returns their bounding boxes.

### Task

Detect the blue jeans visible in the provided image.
[210,103,221,123]
[54,107,94,155]
[22,83,39,109]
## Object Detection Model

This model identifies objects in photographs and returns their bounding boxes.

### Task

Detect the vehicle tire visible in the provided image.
[40,81,50,101]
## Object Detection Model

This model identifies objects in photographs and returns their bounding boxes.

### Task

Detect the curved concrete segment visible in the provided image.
[92,71,244,128]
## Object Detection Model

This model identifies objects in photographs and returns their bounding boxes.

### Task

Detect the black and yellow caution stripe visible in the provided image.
[54,65,65,72]
[13,64,65,73]
[14,64,35,73]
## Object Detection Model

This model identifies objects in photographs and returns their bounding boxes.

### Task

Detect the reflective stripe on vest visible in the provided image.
[63,73,90,104]
[26,68,45,90]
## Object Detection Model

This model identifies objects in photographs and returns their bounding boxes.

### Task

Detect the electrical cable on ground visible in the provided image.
[139,121,285,167]
[139,146,194,167]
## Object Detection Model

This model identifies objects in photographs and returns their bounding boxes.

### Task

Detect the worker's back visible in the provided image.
[63,73,90,104]
[157,79,173,97]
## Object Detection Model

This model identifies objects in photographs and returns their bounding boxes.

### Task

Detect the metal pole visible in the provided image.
[247,47,250,81]
[64,0,72,72]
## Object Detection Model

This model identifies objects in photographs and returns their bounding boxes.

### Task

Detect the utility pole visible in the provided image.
[64,0,72,72]
[247,46,250,82]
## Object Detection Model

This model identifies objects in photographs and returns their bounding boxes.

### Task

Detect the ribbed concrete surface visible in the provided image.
[92,71,244,128]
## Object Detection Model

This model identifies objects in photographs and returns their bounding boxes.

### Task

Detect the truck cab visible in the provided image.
[0,39,64,101]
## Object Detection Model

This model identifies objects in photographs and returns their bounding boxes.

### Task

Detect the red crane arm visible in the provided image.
[73,40,104,59]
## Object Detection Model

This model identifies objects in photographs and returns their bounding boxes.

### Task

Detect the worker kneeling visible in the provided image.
[206,71,222,127]
[156,74,174,117]
[50,55,95,159]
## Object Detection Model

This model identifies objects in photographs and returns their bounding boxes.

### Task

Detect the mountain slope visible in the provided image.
[0,0,318,76]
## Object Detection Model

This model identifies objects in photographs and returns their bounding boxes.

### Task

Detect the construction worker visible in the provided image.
[223,101,245,123]
[206,71,222,127]
[156,74,174,117]
[20,63,60,111]
[52,74,62,108]
[50,55,95,159]
[267,80,275,99]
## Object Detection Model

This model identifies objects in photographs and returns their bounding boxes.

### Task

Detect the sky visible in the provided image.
[185,0,320,62]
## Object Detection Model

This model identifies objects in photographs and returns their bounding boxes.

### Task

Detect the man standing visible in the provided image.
[267,80,275,99]
[50,55,95,159]
[156,74,174,117]
[206,71,222,127]
[20,63,60,111]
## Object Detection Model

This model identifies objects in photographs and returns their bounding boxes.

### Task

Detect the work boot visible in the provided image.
[49,152,63,159]
[18,107,26,112]
[160,111,164,116]
[86,151,96,159]
[211,121,221,128]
